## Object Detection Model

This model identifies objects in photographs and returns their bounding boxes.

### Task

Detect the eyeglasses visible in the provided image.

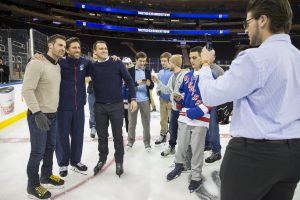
[243,18,254,29]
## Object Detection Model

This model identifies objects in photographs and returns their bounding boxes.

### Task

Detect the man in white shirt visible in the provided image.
[198,0,300,199]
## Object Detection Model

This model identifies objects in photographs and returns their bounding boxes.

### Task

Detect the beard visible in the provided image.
[69,52,81,59]
[250,23,262,46]
[53,49,65,59]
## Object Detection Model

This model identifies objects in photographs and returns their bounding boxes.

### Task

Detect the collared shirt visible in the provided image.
[44,53,58,65]
[198,34,300,140]
[135,66,149,102]
[96,56,110,63]
[157,68,172,101]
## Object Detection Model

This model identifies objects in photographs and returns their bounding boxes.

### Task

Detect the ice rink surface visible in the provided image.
[0,91,299,200]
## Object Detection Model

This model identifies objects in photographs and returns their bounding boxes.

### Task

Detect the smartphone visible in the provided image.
[205,34,213,51]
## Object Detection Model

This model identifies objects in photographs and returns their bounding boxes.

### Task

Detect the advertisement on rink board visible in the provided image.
[0,86,15,115]
[0,83,27,123]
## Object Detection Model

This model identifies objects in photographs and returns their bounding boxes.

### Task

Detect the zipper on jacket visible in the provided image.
[74,63,78,110]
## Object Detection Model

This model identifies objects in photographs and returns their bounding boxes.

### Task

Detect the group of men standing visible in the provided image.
[21,35,159,199]
[21,34,224,198]
[21,0,300,199]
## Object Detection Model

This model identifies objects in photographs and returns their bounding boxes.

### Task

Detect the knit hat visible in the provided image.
[169,54,182,68]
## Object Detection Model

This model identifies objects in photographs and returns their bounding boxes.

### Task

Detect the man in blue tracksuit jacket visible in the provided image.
[56,37,90,177]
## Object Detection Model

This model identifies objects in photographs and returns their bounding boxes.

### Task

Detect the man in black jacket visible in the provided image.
[127,52,154,152]
[0,57,9,83]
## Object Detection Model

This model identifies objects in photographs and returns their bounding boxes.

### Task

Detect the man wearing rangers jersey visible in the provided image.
[166,46,211,193]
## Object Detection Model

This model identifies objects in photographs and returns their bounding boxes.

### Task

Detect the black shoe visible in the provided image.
[72,162,88,171]
[94,161,105,176]
[166,163,184,181]
[40,175,64,189]
[27,185,51,199]
[188,179,202,193]
[155,134,167,145]
[116,163,123,178]
[59,166,68,177]
[205,152,222,163]
[71,162,88,175]
[204,146,212,151]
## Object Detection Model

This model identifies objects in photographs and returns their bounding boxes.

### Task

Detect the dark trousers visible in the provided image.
[88,93,96,128]
[168,109,179,148]
[95,102,124,163]
[55,108,85,166]
[26,112,57,189]
[205,107,221,153]
[220,138,300,200]
[124,109,128,133]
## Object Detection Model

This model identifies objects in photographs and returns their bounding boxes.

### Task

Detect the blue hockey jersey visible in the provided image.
[176,70,211,127]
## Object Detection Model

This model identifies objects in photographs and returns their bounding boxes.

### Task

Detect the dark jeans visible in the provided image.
[95,102,124,163]
[26,112,57,189]
[124,109,128,133]
[56,108,85,166]
[205,107,221,153]
[220,138,300,200]
[168,109,179,148]
[88,93,96,128]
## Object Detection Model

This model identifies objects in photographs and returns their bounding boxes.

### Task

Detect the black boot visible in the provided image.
[27,185,51,199]
[166,163,184,181]
[205,152,222,163]
[188,179,202,193]
[116,163,123,178]
[94,161,105,176]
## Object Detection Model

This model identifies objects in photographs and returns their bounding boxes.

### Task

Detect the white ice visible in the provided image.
[0,88,299,200]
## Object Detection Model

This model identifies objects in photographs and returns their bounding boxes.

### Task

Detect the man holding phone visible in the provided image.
[199,0,300,199]
[127,52,154,152]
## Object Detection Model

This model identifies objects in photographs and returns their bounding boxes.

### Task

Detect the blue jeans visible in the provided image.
[205,107,221,153]
[88,93,96,128]
[168,109,179,148]
[26,112,57,189]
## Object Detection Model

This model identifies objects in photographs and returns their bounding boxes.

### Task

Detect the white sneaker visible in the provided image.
[125,143,133,152]
[90,127,97,138]
[161,146,176,157]
[59,166,68,172]
[59,166,68,177]
[145,147,151,153]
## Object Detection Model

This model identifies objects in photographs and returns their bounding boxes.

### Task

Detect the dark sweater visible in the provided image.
[88,57,136,104]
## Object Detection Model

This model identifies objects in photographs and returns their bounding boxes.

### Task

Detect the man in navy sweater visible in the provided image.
[89,41,137,177]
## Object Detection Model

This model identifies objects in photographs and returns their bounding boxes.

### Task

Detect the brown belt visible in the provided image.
[233,137,300,144]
